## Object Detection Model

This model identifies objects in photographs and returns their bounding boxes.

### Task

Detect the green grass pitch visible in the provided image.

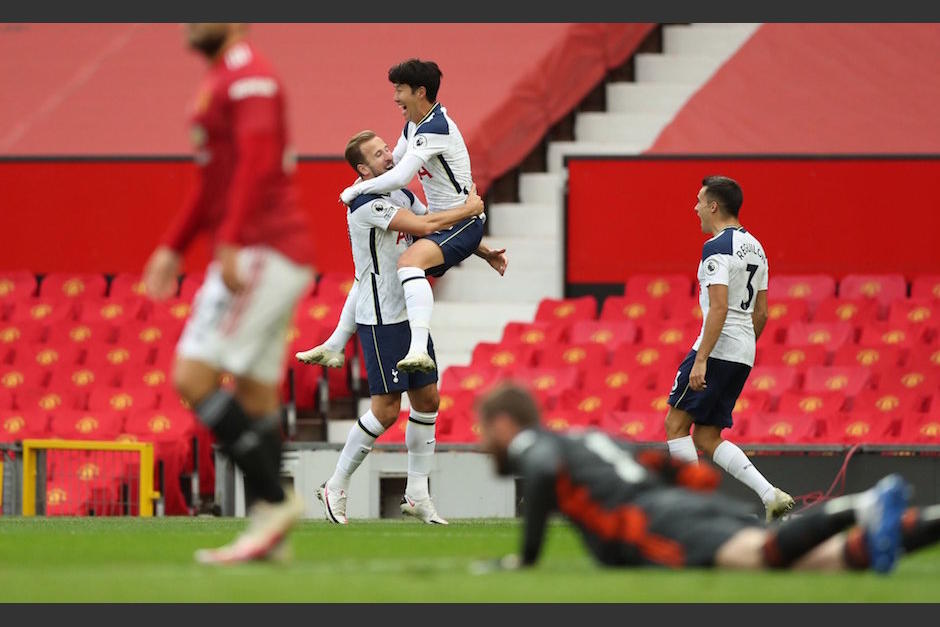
[1,517,939,602]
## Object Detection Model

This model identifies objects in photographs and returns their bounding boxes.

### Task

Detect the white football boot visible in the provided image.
[316,481,348,525]
[400,494,448,525]
[295,344,345,368]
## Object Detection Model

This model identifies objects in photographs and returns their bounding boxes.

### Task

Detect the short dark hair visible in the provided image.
[477,382,541,429]
[344,130,376,173]
[388,59,443,103]
[702,175,743,217]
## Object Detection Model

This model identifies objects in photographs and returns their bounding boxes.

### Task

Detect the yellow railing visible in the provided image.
[21,439,161,517]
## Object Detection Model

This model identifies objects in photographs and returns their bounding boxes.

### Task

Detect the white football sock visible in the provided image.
[667,435,698,464]
[397,267,433,356]
[405,409,437,501]
[327,409,385,491]
[712,440,775,504]
[323,280,359,352]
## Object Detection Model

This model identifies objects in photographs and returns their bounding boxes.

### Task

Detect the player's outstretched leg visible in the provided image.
[296,281,359,368]
[761,474,910,573]
[316,409,387,524]
[400,408,448,524]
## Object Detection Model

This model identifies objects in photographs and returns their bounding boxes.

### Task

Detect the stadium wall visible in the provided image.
[0,158,355,275]
[566,156,940,294]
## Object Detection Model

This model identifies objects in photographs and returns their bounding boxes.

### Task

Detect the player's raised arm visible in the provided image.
[341,153,425,204]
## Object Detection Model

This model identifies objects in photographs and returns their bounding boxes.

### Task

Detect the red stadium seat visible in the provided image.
[122,363,172,392]
[509,368,579,410]
[439,365,499,395]
[784,321,853,352]
[85,345,153,387]
[88,387,159,416]
[537,342,608,371]
[315,273,355,303]
[831,344,904,372]
[743,412,822,445]
[541,408,590,433]
[43,479,91,517]
[661,296,701,324]
[769,274,836,307]
[601,411,666,443]
[12,343,83,372]
[907,345,940,374]
[49,409,124,440]
[559,388,628,425]
[78,297,146,330]
[438,389,476,419]
[851,389,926,415]
[0,271,38,301]
[858,323,920,349]
[877,368,939,400]
[40,272,108,300]
[47,320,116,349]
[821,413,900,445]
[626,390,671,414]
[581,366,651,397]
[500,321,568,348]
[0,320,46,349]
[1,363,48,396]
[46,366,105,411]
[471,342,539,372]
[744,366,799,398]
[0,409,49,441]
[534,296,597,324]
[148,298,192,327]
[108,273,149,301]
[568,320,637,352]
[438,413,481,444]
[777,391,847,417]
[756,344,827,370]
[812,297,879,328]
[761,299,811,344]
[911,275,940,301]
[839,273,907,309]
[15,388,84,415]
[610,345,685,379]
[178,273,203,302]
[8,299,74,327]
[294,298,342,330]
[0,387,12,410]
[625,274,694,302]
[803,366,872,397]
[888,299,938,329]
[638,321,700,351]
[897,413,940,445]
[730,393,770,422]
[599,296,667,325]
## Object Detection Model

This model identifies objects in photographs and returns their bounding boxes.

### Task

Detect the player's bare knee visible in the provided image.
[234,377,279,416]
[408,383,440,414]
[714,528,768,570]
[370,394,402,429]
[664,408,691,440]
[172,360,217,407]
[692,428,721,456]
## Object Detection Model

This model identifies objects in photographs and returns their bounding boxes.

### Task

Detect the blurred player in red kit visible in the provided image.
[143,23,313,564]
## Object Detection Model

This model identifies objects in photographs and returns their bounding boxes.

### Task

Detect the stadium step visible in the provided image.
[546,140,646,172]
[487,202,562,238]
[663,23,761,55]
[575,112,676,145]
[518,172,565,208]
[605,82,698,115]
[634,53,733,84]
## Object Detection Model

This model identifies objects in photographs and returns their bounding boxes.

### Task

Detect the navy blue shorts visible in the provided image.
[423,216,484,278]
[357,321,438,396]
[665,350,751,429]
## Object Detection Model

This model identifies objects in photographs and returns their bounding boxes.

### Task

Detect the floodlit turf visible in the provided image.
[0,517,938,602]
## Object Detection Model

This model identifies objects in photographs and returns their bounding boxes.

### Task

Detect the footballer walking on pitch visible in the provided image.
[474,383,940,575]
[313,130,485,525]
[663,176,794,521]
[143,23,312,564]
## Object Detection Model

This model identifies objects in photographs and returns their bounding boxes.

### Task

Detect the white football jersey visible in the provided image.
[692,226,769,366]
[346,188,425,325]
[398,102,482,219]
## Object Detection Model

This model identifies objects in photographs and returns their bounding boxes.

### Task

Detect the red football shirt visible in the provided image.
[162,41,312,266]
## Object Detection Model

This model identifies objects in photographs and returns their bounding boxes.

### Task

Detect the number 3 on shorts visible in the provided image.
[671,370,681,393]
